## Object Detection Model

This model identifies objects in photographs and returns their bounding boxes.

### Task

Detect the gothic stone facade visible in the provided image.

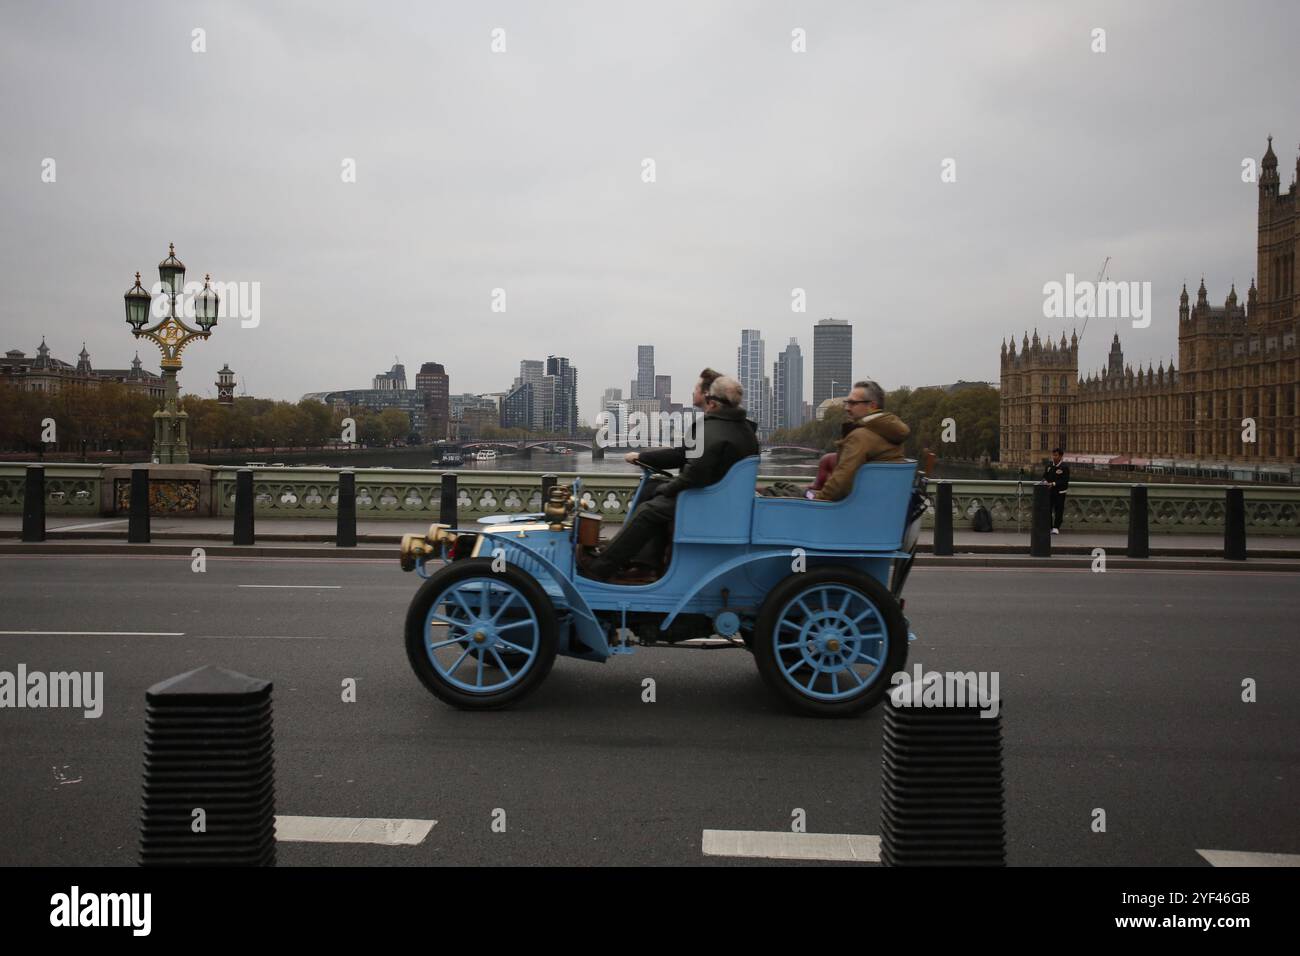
[1000,137,1299,468]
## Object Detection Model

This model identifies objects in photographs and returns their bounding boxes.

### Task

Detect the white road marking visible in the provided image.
[49,519,129,532]
[275,816,435,846]
[238,584,343,589]
[702,829,881,863]
[1197,849,1300,867]
[197,634,336,640]
[0,630,184,637]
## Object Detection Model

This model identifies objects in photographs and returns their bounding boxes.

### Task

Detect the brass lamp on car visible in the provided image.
[544,485,574,531]
[399,523,459,571]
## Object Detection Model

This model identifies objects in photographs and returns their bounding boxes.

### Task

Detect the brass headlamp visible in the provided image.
[543,484,574,531]
[399,523,460,571]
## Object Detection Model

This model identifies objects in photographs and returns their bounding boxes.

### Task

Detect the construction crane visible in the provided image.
[1077,256,1110,343]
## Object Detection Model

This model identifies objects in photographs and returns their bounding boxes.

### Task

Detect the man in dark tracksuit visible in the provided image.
[581,375,760,580]
[1042,447,1070,534]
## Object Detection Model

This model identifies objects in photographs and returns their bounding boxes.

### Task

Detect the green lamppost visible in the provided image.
[123,244,219,464]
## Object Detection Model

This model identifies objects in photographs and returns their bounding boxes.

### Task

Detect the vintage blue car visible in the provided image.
[398,457,927,717]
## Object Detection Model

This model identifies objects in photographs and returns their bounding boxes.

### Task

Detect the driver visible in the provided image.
[580,375,759,581]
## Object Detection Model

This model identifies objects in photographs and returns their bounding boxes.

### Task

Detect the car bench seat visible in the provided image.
[671,456,761,544]
[751,460,918,551]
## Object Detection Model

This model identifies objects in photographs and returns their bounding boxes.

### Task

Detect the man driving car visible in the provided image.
[580,375,759,581]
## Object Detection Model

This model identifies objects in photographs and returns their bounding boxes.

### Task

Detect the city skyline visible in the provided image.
[3,2,1293,422]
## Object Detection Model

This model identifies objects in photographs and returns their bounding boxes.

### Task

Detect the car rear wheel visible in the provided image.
[753,567,907,717]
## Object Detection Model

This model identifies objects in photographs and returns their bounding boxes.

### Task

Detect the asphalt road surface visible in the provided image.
[1,554,1296,866]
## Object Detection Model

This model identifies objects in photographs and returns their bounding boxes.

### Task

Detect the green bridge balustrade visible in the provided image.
[0,462,1297,535]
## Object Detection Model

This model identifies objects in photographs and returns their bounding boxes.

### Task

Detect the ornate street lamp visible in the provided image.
[122,243,220,464]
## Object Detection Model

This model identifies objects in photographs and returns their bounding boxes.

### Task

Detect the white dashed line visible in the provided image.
[702,829,881,862]
[1197,849,1300,867]
[275,816,435,846]
[238,585,343,589]
[0,630,184,637]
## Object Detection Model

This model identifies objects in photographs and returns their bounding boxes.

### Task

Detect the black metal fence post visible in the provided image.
[139,665,276,866]
[336,471,356,548]
[128,467,151,544]
[21,465,45,542]
[439,472,458,527]
[1029,484,1051,557]
[933,482,953,556]
[233,468,255,546]
[1126,484,1148,559]
[1224,487,1246,561]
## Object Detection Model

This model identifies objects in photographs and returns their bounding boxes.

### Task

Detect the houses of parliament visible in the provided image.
[1000,137,1299,469]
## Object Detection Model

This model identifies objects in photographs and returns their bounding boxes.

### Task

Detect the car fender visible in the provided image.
[480,530,611,661]
[660,549,796,629]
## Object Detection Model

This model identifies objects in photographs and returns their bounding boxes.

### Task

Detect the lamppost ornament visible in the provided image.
[122,244,220,465]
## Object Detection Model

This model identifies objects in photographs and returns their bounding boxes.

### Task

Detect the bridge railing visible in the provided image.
[1,462,1297,534]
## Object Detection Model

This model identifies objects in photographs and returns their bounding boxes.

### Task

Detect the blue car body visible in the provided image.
[400,456,925,716]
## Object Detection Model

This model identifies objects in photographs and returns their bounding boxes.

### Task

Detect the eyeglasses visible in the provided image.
[844,399,871,406]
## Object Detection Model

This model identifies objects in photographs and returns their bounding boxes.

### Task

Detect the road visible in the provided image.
[0,554,1296,866]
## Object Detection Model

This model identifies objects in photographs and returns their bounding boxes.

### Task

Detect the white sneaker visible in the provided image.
[1050,528,1060,535]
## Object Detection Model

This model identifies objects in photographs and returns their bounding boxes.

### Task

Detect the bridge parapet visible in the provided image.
[0,462,1297,532]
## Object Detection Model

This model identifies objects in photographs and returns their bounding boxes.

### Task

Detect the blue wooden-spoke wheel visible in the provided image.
[427,578,540,692]
[773,584,887,701]
[753,568,907,717]
[405,558,558,710]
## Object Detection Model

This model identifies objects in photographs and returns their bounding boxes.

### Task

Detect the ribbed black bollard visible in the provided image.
[140,666,276,866]
[933,482,953,556]
[439,472,458,527]
[881,680,1005,866]
[541,473,557,504]
[128,467,151,543]
[336,471,356,548]
[233,468,255,546]
[21,465,45,542]
[1029,484,1051,557]
[1126,484,1149,558]
[1224,487,1246,561]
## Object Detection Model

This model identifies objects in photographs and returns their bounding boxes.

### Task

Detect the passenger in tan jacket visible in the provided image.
[816,380,911,501]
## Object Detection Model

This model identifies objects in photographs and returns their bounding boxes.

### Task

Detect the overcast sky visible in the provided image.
[2,0,1296,420]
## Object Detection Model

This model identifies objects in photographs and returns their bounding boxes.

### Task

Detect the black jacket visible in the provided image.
[1043,461,1070,493]
[638,406,760,498]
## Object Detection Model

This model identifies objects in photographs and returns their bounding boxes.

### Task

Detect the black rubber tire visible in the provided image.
[752,566,908,717]
[405,558,559,710]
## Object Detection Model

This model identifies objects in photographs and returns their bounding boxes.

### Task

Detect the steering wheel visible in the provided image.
[635,459,674,479]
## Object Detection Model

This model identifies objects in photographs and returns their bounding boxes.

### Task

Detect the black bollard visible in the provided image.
[128,467,151,543]
[21,465,45,543]
[1029,483,1051,557]
[80,439,88,462]
[439,472,458,527]
[336,471,356,548]
[881,679,1005,866]
[541,473,557,505]
[1126,484,1149,558]
[591,442,604,461]
[933,482,953,556]
[1224,487,1246,561]
[233,468,255,546]
[139,665,276,866]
